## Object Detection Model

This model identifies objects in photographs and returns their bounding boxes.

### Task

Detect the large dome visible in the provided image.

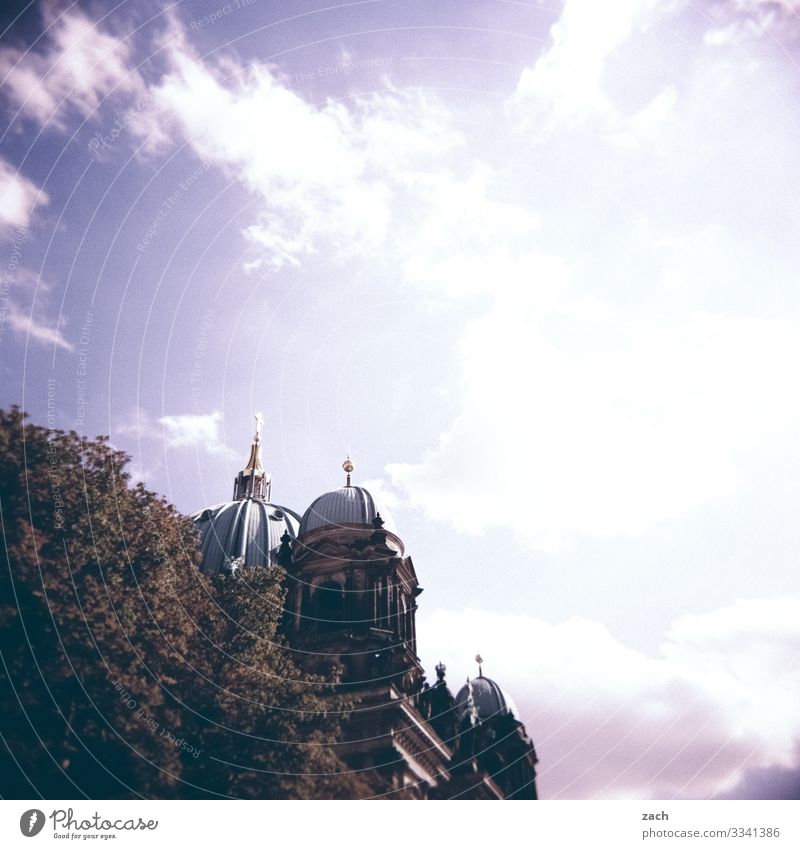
[191,498,300,575]
[299,485,396,536]
[190,420,300,574]
[454,675,519,722]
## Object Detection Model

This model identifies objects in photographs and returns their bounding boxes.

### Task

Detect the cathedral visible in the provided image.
[190,420,539,799]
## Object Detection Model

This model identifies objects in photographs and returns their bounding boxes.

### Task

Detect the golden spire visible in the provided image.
[475,653,484,677]
[243,412,264,474]
[342,450,354,487]
[233,412,271,500]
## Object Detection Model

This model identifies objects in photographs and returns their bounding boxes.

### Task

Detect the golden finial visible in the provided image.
[342,450,354,487]
[475,653,483,677]
[242,414,265,475]
[234,411,270,500]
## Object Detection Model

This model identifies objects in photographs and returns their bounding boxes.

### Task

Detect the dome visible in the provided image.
[191,498,301,575]
[299,485,396,536]
[190,419,300,574]
[454,676,519,722]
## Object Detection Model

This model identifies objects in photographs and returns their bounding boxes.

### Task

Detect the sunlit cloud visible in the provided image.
[147,38,395,268]
[388,308,800,551]
[510,0,662,128]
[704,0,800,44]
[419,598,800,799]
[116,408,232,458]
[0,4,144,131]
[4,302,72,351]
[0,157,48,232]
[157,410,232,456]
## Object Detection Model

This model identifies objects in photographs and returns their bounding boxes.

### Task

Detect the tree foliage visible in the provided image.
[0,407,367,799]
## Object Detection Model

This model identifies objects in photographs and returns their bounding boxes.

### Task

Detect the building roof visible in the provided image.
[299,485,396,536]
[190,498,301,574]
[454,675,520,722]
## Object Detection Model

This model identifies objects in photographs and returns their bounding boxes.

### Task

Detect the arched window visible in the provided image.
[314,581,344,631]
[399,594,408,640]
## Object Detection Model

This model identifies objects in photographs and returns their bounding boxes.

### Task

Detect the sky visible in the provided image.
[1,0,799,800]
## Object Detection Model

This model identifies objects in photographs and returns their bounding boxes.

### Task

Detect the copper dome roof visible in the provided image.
[299,485,396,536]
[191,499,300,574]
[454,675,519,722]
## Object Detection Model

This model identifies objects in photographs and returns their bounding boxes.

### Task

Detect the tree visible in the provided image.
[185,566,368,799]
[0,407,367,799]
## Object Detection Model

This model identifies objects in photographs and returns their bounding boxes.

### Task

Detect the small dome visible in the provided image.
[299,485,396,536]
[191,499,300,575]
[454,676,519,722]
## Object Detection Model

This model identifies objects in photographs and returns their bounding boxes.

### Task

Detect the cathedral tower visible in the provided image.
[189,432,540,799]
[285,455,422,691]
[282,456,452,796]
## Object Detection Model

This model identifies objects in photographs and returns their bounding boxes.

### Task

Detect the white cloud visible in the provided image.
[0,157,48,232]
[388,306,800,551]
[116,408,232,458]
[418,598,800,799]
[704,0,800,45]
[0,5,143,131]
[381,0,800,552]
[157,410,231,455]
[3,303,71,351]
[398,167,547,301]
[142,27,473,269]
[510,0,661,128]
[605,84,679,149]
[148,43,391,268]
[63,9,797,560]
[359,477,402,514]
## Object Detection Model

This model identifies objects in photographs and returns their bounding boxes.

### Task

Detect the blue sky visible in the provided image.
[1,0,800,799]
